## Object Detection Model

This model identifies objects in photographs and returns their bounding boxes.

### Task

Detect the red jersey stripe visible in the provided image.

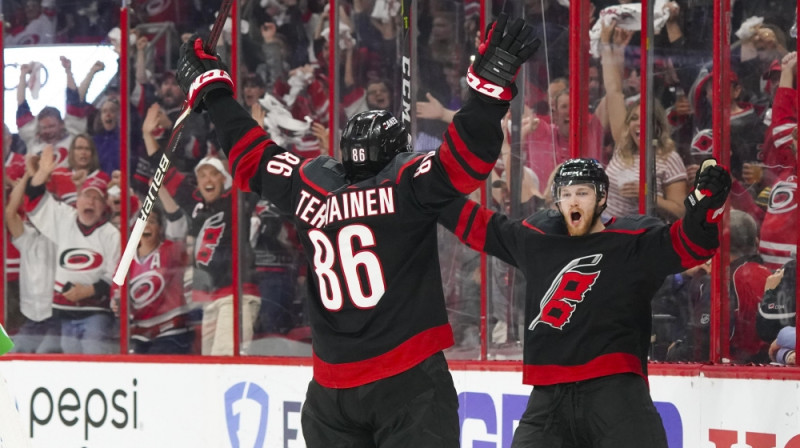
[312,324,454,388]
[522,352,644,385]
[438,139,478,194]
[446,123,495,176]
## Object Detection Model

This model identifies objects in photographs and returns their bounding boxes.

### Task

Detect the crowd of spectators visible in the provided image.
[1,0,797,362]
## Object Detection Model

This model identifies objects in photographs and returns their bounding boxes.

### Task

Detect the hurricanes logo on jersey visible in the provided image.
[767,175,797,214]
[529,254,602,331]
[130,269,166,311]
[196,212,226,266]
[59,248,104,271]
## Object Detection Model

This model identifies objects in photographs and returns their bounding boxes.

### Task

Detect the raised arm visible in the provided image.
[78,61,105,103]
[669,160,731,270]
[29,145,58,189]
[141,103,169,157]
[61,56,78,92]
[174,34,298,212]
[424,13,540,194]
[135,35,150,85]
[23,145,66,243]
[157,186,188,240]
[599,20,633,146]
[4,169,31,239]
[16,63,33,106]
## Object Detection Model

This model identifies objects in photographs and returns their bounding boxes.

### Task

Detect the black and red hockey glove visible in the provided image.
[468,13,540,102]
[176,35,233,111]
[685,158,732,223]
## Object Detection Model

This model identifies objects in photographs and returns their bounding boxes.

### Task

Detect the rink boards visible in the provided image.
[0,360,799,448]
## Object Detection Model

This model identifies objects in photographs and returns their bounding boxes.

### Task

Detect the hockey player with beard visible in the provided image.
[175,13,538,447]
[439,158,731,447]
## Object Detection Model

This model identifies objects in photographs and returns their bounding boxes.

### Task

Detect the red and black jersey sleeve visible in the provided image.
[204,90,300,213]
[413,92,509,199]
[439,196,532,268]
[669,213,720,270]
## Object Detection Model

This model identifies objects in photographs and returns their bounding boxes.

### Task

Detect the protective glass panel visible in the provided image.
[480,1,575,361]
[235,2,320,356]
[724,0,797,365]
[3,0,122,354]
[122,2,227,355]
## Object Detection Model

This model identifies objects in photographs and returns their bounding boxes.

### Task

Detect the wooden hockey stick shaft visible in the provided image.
[113,0,233,286]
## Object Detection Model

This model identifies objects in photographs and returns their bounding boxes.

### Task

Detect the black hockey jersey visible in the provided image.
[206,90,507,388]
[439,202,719,386]
[185,190,257,301]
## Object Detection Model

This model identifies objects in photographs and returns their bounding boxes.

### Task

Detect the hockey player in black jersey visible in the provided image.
[439,158,731,447]
[175,13,539,448]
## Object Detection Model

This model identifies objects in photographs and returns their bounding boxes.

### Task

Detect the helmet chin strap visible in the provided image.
[591,193,610,231]
[590,208,602,227]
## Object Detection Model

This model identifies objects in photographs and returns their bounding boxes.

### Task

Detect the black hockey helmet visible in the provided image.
[340,110,410,182]
[552,158,610,209]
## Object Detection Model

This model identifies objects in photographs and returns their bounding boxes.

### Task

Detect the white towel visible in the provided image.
[589,1,670,58]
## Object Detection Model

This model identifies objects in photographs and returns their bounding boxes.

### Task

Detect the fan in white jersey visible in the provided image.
[24,146,120,354]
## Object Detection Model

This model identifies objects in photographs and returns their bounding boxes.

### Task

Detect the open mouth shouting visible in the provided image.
[199,181,223,202]
[565,207,595,236]
[570,210,582,227]
[78,205,102,227]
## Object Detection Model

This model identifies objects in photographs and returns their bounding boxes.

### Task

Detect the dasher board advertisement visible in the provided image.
[1,360,799,447]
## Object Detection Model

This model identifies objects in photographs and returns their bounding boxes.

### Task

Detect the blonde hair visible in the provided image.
[617,100,676,166]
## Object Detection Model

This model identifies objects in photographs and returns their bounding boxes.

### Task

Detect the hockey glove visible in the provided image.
[468,13,540,102]
[176,35,233,111]
[684,158,732,223]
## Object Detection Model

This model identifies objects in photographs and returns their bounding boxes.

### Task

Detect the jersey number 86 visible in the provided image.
[308,224,387,310]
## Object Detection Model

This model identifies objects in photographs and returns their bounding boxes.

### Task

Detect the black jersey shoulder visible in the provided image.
[525,209,568,234]
[606,214,665,231]
[300,156,348,193]
[374,152,426,185]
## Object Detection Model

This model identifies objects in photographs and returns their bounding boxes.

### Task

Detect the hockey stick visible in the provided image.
[113,0,233,286]
[400,0,412,145]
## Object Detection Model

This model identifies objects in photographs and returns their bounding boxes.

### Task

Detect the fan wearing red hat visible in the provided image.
[23,145,120,354]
